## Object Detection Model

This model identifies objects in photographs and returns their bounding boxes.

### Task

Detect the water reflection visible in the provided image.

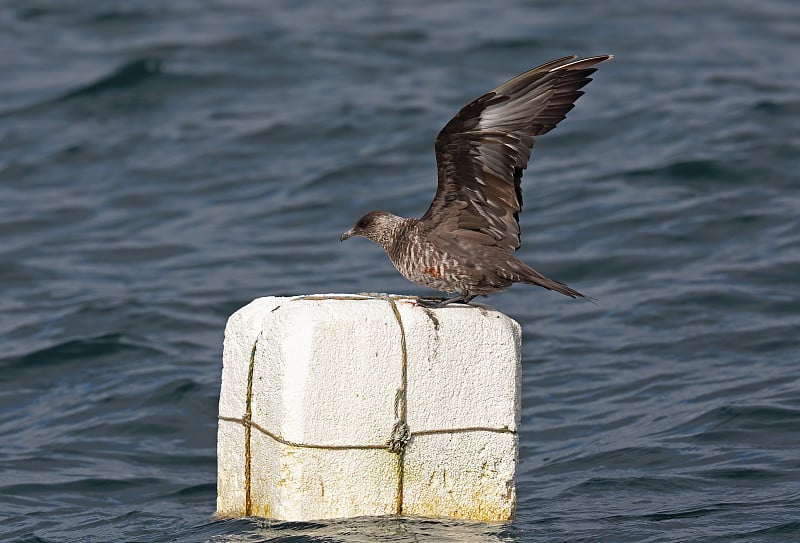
[212,515,517,543]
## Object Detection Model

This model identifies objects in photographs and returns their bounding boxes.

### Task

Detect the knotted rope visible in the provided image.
[217,293,515,516]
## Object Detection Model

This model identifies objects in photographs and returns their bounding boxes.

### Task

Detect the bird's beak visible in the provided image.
[340,229,355,242]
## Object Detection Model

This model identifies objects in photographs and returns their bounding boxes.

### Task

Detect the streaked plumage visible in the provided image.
[341,55,612,306]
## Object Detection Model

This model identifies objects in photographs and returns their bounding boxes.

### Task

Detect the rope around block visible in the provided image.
[217,293,516,517]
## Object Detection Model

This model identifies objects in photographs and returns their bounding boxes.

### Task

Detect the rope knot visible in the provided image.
[387,420,410,454]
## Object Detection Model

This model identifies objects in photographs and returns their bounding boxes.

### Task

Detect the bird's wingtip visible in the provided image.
[551,54,614,72]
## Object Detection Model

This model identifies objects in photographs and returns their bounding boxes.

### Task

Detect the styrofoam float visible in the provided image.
[217,294,521,521]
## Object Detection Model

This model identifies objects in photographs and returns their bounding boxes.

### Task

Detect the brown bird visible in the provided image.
[341,55,611,307]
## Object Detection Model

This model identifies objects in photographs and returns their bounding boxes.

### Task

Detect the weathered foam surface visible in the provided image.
[217,294,521,521]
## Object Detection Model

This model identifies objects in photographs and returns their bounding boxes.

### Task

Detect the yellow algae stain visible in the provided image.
[250,499,272,518]
[401,462,515,521]
[403,485,515,521]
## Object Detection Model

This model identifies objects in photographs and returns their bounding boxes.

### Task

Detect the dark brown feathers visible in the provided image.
[342,55,612,305]
[421,55,612,253]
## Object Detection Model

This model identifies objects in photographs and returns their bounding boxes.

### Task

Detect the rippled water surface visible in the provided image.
[2,1,799,542]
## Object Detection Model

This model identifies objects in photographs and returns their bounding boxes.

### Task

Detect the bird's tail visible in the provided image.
[504,259,589,300]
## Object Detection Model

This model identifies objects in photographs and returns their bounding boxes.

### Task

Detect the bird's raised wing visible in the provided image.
[420,55,611,252]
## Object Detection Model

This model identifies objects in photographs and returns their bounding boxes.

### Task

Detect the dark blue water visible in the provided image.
[2,1,799,541]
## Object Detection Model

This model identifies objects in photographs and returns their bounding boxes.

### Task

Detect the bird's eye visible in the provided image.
[358,218,371,229]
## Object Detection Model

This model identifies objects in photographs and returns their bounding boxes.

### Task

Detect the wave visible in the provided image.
[56,58,164,102]
[0,334,161,372]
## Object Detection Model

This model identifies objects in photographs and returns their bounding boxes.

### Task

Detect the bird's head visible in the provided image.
[340,210,404,248]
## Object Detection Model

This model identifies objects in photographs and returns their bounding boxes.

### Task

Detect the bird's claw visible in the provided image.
[415,297,448,309]
[415,295,475,308]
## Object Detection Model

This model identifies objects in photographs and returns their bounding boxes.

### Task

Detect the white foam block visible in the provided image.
[217,294,521,521]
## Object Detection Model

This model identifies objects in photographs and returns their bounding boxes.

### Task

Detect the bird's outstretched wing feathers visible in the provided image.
[421,55,612,252]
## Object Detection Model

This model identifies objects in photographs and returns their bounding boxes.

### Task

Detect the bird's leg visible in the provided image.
[417,292,476,308]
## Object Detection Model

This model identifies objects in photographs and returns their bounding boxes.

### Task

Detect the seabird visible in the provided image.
[341,55,612,307]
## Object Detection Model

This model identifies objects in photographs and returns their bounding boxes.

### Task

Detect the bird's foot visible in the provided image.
[415,297,448,308]
[416,293,476,308]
